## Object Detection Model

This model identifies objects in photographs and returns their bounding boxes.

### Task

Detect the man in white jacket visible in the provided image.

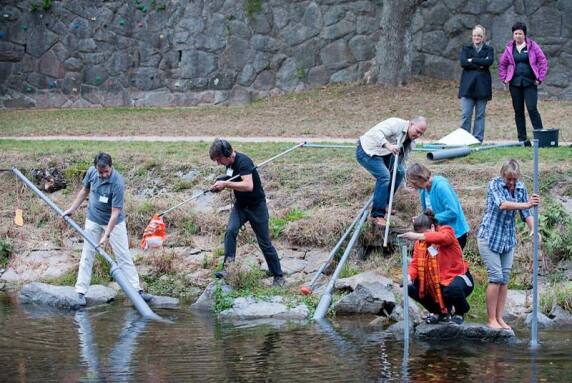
[356,116,428,226]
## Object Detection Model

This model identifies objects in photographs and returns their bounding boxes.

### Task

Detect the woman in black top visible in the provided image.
[458,25,494,143]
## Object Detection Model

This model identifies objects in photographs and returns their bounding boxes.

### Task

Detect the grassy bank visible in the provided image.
[1,77,571,143]
[1,139,571,316]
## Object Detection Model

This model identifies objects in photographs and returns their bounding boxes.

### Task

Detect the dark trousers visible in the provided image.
[509,84,544,142]
[457,233,467,250]
[224,201,283,277]
[408,270,474,316]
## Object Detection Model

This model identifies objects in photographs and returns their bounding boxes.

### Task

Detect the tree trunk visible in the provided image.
[375,0,425,86]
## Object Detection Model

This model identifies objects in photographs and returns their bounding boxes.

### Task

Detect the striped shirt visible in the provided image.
[477,176,531,254]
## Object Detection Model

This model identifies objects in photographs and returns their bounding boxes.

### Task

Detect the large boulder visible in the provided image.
[148,295,180,309]
[84,285,117,305]
[335,271,393,291]
[504,289,530,321]
[549,305,572,326]
[334,282,396,315]
[19,283,116,309]
[415,322,516,342]
[219,296,309,320]
[388,301,424,324]
[524,312,554,329]
[385,320,415,340]
[190,281,231,312]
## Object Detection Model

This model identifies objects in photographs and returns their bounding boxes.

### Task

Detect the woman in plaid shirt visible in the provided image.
[477,159,539,330]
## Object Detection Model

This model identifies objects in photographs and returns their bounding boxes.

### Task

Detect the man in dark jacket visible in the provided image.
[458,25,494,143]
[209,139,285,287]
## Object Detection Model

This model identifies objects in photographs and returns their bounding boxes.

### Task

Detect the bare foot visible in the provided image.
[498,319,512,330]
[486,320,503,329]
[372,217,387,226]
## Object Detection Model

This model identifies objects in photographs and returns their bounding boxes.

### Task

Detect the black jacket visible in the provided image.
[458,43,494,100]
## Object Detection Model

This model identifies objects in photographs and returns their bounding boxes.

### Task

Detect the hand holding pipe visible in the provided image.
[159,142,305,217]
[10,167,161,321]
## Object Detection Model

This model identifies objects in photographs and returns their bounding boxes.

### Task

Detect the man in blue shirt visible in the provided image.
[64,153,152,305]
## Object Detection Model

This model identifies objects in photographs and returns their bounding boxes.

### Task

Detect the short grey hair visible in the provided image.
[500,159,521,179]
[410,116,427,125]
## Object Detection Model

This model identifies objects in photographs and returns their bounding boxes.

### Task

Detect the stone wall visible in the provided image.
[0,0,570,108]
[411,0,572,98]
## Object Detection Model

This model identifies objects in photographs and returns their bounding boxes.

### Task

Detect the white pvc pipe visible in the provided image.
[384,152,400,247]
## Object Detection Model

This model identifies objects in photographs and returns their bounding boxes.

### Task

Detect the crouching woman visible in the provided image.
[400,210,474,325]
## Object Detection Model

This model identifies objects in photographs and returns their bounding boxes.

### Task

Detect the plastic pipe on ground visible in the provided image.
[302,143,357,149]
[427,142,524,161]
[11,167,162,321]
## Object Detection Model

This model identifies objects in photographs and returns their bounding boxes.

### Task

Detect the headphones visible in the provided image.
[218,139,233,157]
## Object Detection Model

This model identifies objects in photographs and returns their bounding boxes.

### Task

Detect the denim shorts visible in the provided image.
[478,238,514,285]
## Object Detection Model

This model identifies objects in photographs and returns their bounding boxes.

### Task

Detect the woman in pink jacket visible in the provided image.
[498,22,548,146]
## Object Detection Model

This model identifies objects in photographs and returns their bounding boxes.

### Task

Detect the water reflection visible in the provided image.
[1,292,572,382]
[75,309,148,382]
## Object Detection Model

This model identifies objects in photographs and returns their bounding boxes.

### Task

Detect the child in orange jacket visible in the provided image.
[400,210,474,325]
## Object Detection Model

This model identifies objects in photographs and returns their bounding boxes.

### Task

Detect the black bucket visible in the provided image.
[533,129,559,148]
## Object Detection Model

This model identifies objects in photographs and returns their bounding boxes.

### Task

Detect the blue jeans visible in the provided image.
[460,97,487,143]
[356,144,404,218]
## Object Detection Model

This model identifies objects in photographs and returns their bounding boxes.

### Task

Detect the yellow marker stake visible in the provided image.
[14,208,23,226]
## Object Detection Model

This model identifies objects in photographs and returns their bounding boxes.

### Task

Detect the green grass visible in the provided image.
[540,281,572,314]
[0,238,13,268]
[48,255,111,286]
[269,208,307,238]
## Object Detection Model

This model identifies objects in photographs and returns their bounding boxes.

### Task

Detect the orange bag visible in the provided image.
[140,214,166,250]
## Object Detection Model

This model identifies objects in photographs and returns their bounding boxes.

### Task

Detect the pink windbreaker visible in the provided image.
[498,38,548,83]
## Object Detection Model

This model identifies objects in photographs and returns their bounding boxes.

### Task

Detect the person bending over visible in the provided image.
[401,210,474,325]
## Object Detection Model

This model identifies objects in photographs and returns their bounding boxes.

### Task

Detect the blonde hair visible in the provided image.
[473,25,486,39]
[500,159,521,179]
[407,163,431,183]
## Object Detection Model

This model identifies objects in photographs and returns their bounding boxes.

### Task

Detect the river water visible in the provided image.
[1,293,571,382]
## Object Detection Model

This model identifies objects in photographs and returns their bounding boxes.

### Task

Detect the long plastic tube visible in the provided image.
[401,244,410,343]
[11,167,162,321]
[159,142,305,217]
[313,206,370,320]
[427,142,524,161]
[383,152,399,247]
[530,139,540,348]
[301,196,373,294]
[302,143,357,149]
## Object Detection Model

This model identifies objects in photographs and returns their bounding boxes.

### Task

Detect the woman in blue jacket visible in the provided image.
[407,163,470,249]
[458,25,494,143]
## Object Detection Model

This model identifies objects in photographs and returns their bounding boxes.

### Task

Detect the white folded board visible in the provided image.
[437,128,480,146]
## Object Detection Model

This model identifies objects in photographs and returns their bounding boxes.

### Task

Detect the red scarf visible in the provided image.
[415,241,448,314]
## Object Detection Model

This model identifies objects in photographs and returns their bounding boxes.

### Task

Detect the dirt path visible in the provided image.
[0,135,357,143]
[2,135,568,146]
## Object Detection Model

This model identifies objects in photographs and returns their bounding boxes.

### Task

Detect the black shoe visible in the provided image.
[522,139,532,147]
[272,276,285,287]
[425,313,449,324]
[450,314,464,325]
[215,269,229,279]
[139,290,153,302]
[77,293,87,306]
